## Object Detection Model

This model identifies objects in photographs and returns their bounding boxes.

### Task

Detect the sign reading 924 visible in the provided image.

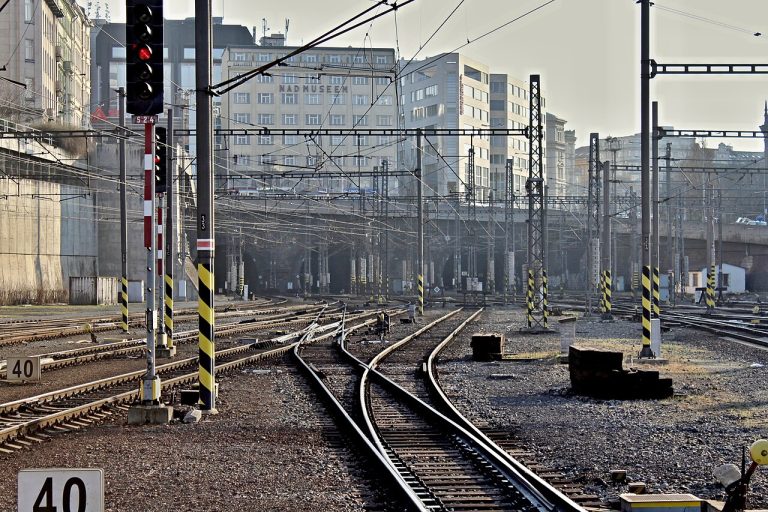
[18,469,103,512]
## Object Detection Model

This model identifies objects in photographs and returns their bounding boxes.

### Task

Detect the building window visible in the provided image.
[24,40,34,62]
[425,84,438,97]
[328,93,345,105]
[306,114,321,125]
[304,93,321,105]
[304,54,317,63]
[330,114,345,126]
[331,135,345,146]
[111,46,126,59]
[354,135,368,146]
[234,135,249,145]
[353,115,368,126]
[284,134,298,145]
[180,63,195,88]
[259,135,273,145]
[307,155,317,166]
[255,74,274,83]
[353,55,365,65]
[306,74,321,84]
[353,94,369,105]
[352,76,368,85]
[376,95,393,106]
[376,115,392,126]
[233,92,250,104]
[233,113,250,124]
[283,113,297,125]
[258,53,271,62]
[282,74,297,84]
[376,55,388,64]
[284,155,296,166]
[212,48,225,60]
[379,135,392,145]
[328,75,344,85]
[376,76,390,85]
[261,155,275,165]
[183,48,195,59]
[353,155,369,167]
[328,54,341,64]
[232,52,247,62]
[257,113,273,125]
[258,93,274,104]
[24,0,34,22]
[280,92,297,104]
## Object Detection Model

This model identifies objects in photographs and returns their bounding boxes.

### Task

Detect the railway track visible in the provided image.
[0,297,286,347]
[294,309,585,511]
[0,308,389,453]
[0,303,342,379]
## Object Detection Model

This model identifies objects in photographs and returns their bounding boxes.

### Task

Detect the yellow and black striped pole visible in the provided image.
[120,277,129,332]
[652,266,660,317]
[639,265,655,358]
[602,270,612,320]
[705,263,716,312]
[417,274,424,316]
[164,274,173,349]
[198,258,216,411]
[527,268,534,328]
[542,270,549,328]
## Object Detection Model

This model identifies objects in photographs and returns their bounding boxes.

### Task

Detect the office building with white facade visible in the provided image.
[489,73,533,200]
[399,53,493,201]
[220,36,398,195]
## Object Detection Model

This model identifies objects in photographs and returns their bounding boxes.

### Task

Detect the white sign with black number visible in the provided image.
[18,468,104,512]
[6,356,41,382]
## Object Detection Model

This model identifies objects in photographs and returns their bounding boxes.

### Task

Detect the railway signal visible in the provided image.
[125,0,164,115]
[154,127,167,194]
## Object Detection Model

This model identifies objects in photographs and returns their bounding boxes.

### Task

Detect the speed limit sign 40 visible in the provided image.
[6,356,41,382]
[18,469,104,512]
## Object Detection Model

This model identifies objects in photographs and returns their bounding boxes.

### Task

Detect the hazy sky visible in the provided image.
[99,0,768,151]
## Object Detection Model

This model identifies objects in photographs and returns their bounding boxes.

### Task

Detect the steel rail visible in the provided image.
[0,305,344,378]
[351,310,563,511]
[291,311,426,511]
[426,309,586,512]
[0,311,385,448]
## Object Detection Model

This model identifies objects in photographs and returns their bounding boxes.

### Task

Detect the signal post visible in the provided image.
[125,0,173,425]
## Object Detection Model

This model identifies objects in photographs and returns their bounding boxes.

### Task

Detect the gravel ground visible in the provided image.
[438,306,768,509]
[0,359,386,511]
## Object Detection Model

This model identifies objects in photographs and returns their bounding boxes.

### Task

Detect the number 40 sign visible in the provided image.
[6,356,41,382]
[18,469,104,512]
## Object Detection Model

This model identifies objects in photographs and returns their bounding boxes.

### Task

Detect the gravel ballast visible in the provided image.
[437,306,768,508]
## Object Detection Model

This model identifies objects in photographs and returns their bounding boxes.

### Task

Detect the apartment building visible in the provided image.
[399,53,493,201]
[220,37,398,195]
[489,73,533,200]
[0,0,91,127]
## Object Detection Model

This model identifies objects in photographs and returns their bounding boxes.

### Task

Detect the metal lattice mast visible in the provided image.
[586,133,600,315]
[524,74,548,331]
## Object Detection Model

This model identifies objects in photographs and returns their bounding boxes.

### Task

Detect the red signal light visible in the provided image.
[137,45,152,61]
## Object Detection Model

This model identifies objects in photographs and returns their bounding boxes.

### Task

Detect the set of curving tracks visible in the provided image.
[294,308,586,512]
[0,302,387,453]
[0,297,282,348]
[551,293,768,351]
